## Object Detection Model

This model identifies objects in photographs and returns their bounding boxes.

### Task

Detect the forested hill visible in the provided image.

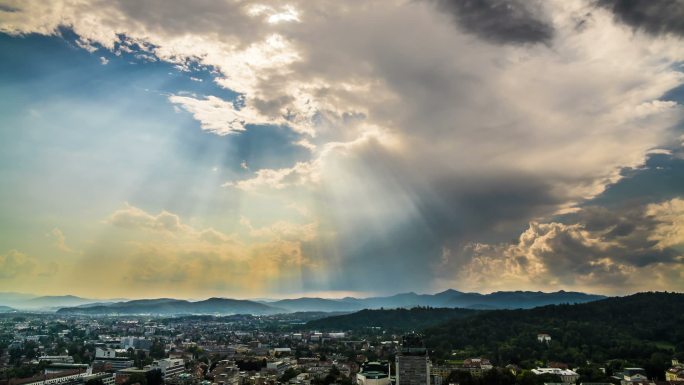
[305,307,479,331]
[423,292,684,375]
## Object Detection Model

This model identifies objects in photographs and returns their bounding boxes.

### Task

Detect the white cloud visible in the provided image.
[47,227,78,253]
[169,95,250,135]
[647,198,684,249]
[225,160,320,190]
[108,203,186,233]
[0,249,37,279]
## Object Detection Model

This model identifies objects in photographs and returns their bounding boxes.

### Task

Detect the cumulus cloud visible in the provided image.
[47,227,78,253]
[108,203,186,233]
[440,199,684,294]
[85,204,321,297]
[647,198,684,249]
[0,250,37,279]
[225,161,319,190]
[432,0,554,44]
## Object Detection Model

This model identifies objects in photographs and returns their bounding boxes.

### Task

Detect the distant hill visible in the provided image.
[25,295,97,309]
[266,290,605,312]
[57,297,284,315]
[0,292,35,304]
[305,307,480,331]
[423,292,684,378]
[269,298,362,312]
[0,305,15,313]
[10,289,605,314]
[0,293,126,310]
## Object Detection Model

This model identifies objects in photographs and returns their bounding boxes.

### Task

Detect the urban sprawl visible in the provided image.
[0,314,682,385]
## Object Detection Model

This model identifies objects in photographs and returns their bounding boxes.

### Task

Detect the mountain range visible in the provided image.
[49,290,605,315]
[0,293,107,310]
[266,289,605,312]
[56,297,282,315]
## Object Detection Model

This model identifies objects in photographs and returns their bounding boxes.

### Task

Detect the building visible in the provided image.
[357,362,391,385]
[612,368,649,385]
[666,360,684,381]
[531,368,579,384]
[44,364,90,375]
[82,373,115,385]
[8,369,92,385]
[271,348,292,356]
[93,358,134,372]
[266,361,291,376]
[38,356,75,364]
[289,373,311,385]
[151,358,185,380]
[396,334,430,385]
[115,368,158,385]
[120,337,152,351]
[210,360,240,385]
[95,348,118,359]
[462,358,493,377]
[537,334,552,343]
[429,364,455,380]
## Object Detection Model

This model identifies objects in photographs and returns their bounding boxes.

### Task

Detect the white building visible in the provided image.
[17,370,91,385]
[266,361,291,375]
[94,347,134,371]
[38,356,74,364]
[151,358,185,380]
[95,347,116,358]
[531,368,579,383]
[537,334,552,343]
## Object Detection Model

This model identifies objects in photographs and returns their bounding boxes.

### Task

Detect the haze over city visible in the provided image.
[1,0,684,300]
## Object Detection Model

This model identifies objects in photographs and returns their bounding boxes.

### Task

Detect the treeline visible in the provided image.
[305,307,479,332]
[423,292,684,379]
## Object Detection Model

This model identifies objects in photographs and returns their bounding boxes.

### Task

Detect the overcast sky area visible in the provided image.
[1,0,684,299]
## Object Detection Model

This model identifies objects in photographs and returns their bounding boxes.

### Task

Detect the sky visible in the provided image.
[0,0,684,299]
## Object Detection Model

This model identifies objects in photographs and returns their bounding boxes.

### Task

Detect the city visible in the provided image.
[0,292,683,385]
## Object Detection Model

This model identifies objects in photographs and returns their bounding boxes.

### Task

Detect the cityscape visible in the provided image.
[0,292,682,385]
[1,1,684,385]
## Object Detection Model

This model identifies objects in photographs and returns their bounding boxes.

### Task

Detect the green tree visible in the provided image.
[146,369,163,385]
[278,368,299,383]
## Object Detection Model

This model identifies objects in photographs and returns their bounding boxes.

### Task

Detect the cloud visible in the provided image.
[438,199,684,294]
[599,0,684,37]
[80,204,322,297]
[2,0,684,295]
[0,249,37,279]
[47,227,78,253]
[108,203,186,233]
[225,160,319,190]
[240,215,318,242]
[169,95,256,135]
[432,0,554,44]
[647,198,684,249]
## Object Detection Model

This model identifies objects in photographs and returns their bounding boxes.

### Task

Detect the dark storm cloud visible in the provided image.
[0,4,18,13]
[433,0,554,44]
[317,143,570,293]
[555,204,678,268]
[452,198,684,291]
[598,0,684,37]
[588,153,684,208]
